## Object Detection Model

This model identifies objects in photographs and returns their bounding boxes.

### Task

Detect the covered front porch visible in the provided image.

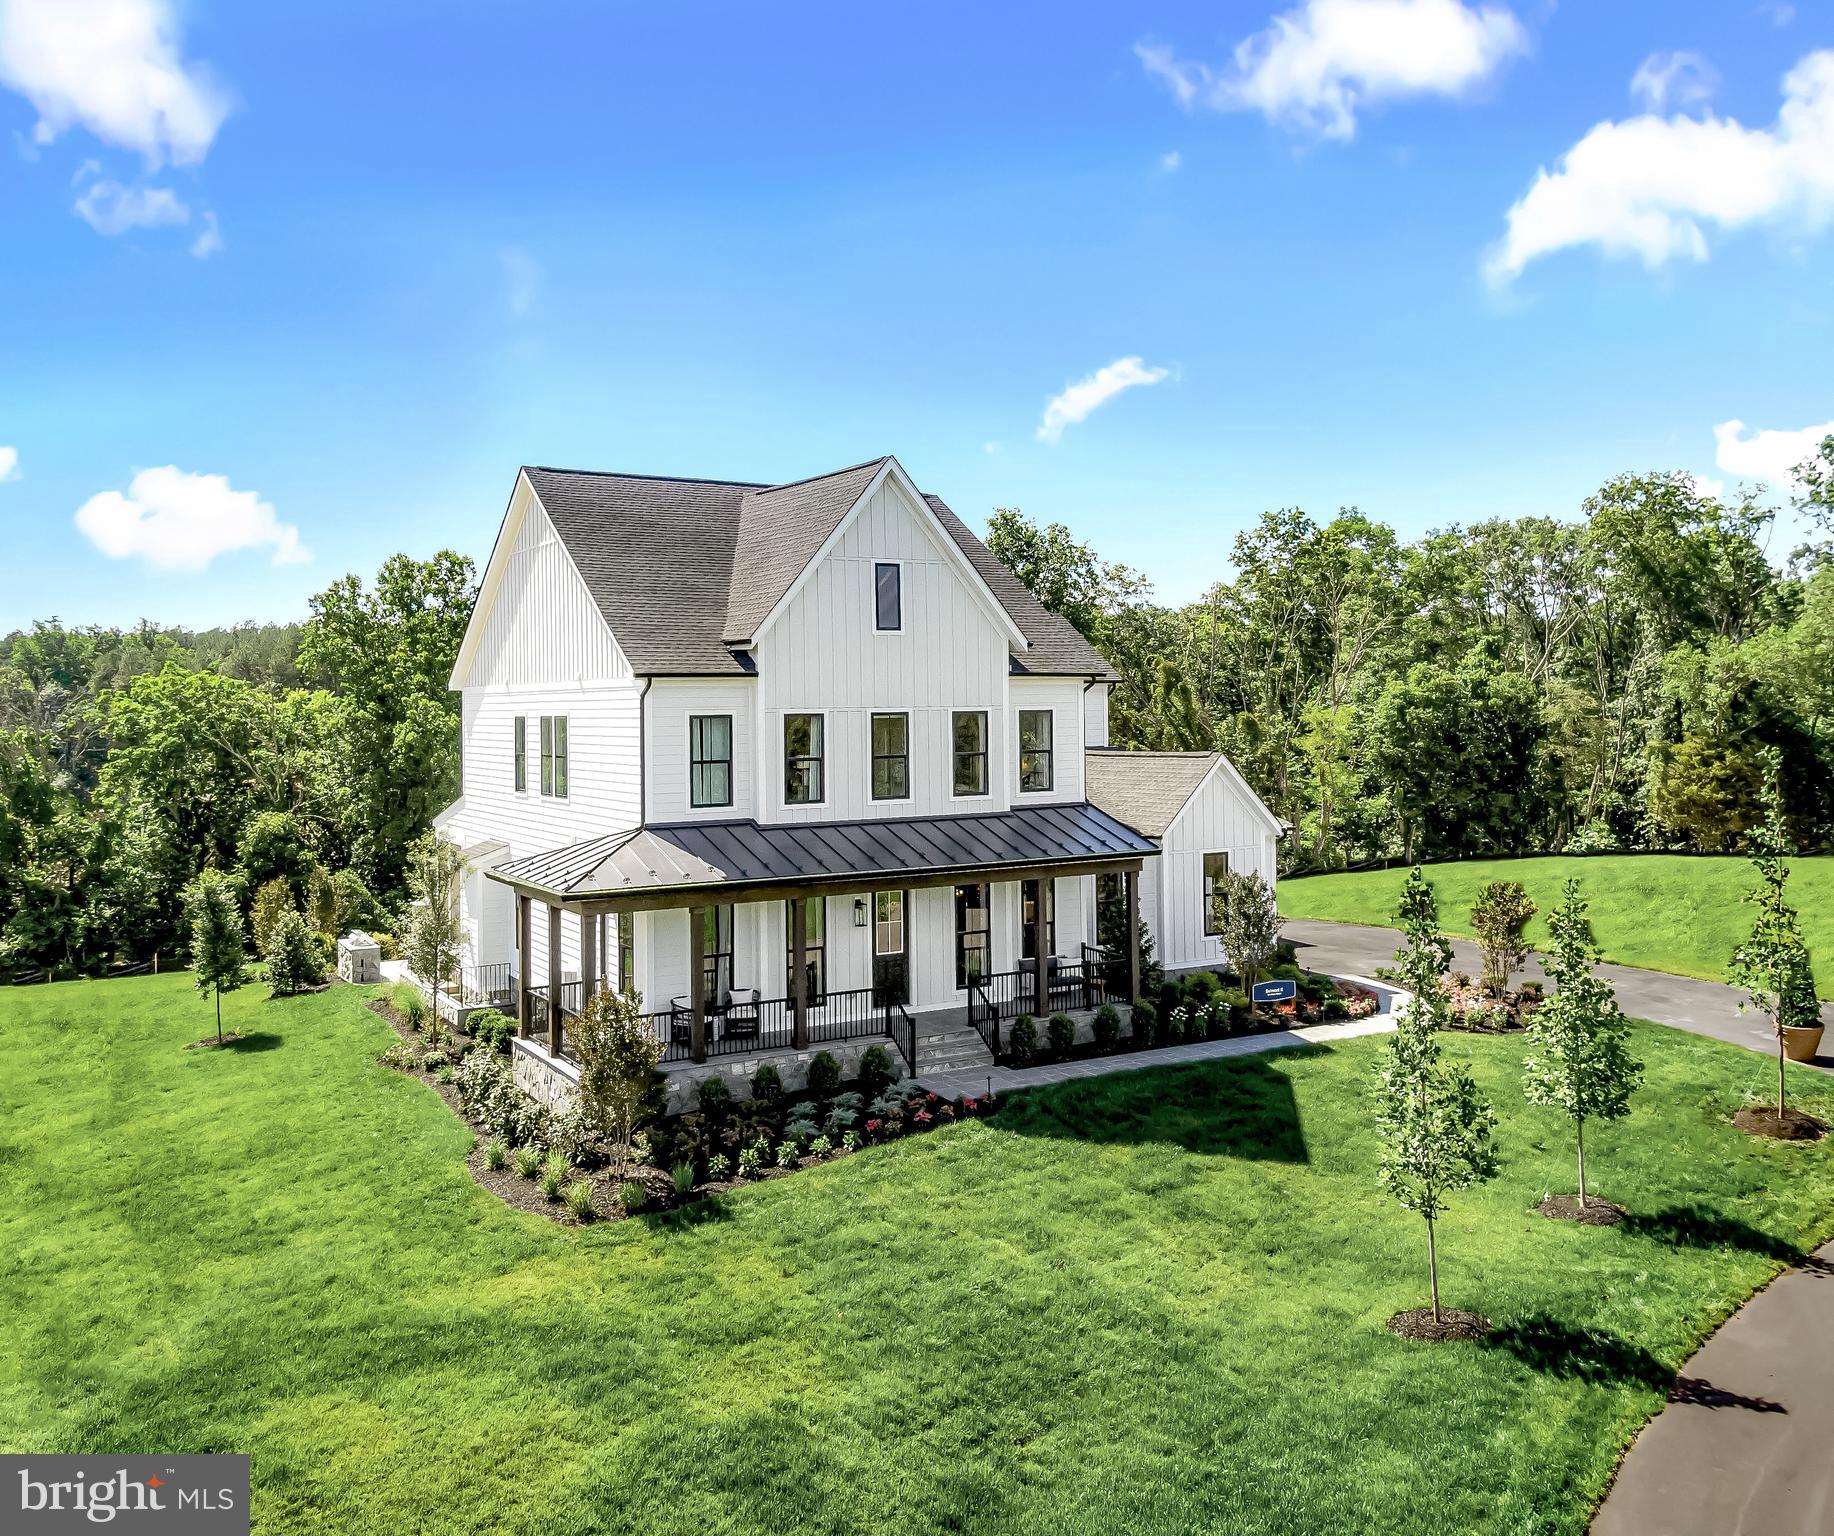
[486,804,1153,1092]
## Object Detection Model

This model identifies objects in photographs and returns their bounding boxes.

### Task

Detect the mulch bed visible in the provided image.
[183,1033,248,1050]
[1537,1194,1627,1226]
[1732,1106,1827,1142]
[364,996,853,1226]
[1386,1308,1493,1342]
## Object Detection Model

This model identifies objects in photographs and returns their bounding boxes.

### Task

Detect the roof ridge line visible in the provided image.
[748,455,890,497]
[525,465,768,488]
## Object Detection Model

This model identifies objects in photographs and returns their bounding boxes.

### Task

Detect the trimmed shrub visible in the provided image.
[805,1051,842,1102]
[1047,1013,1076,1058]
[1184,970,1225,1006]
[453,1047,544,1146]
[547,1102,602,1166]
[564,1180,596,1220]
[1092,1004,1122,1052]
[697,1075,733,1115]
[670,1160,695,1196]
[513,1143,543,1178]
[1130,998,1157,1045]
[857,1046,898,1101]
[468,1009,515,1053]
[750,1063,785,1107]
[1007,1014,1038,1067]
[265,906,325,995]
[540,1150,570,1201]
[484,1136,508,1170]
[1323,997,1348,1020]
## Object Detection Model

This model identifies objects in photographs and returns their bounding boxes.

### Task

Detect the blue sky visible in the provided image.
[1,0,1830,628]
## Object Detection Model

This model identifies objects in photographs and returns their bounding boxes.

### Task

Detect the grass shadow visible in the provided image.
[1620,1205,1807,1265]
[993,1054,1309,1162]
[225,1031,284,1053]
[645,1194,735,1232]
[1483,1316,1673,1392]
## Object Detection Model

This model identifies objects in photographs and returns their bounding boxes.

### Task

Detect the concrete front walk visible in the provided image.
[914,1009,1397,1099]
[1591,1241,1834,1536]
[1284,918,1834,1075]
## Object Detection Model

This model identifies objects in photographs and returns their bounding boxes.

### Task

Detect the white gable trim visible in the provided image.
[1163,753,1285,845]
[449,470,630,689]
[744,457,1030,654]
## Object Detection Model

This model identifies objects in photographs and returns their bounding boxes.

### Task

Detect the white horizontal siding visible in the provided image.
[1008,677,1087,807]
[645,678,759,823]
[1084,684,1110,748]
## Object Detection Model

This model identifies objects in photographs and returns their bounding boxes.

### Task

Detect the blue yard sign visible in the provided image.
[1251,979,1297,1005]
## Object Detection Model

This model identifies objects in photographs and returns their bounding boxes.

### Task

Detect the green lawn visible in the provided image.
[4,975,1833,1535]
[1280,854,1834,993]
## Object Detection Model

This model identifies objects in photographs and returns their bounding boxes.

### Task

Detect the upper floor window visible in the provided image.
[952,710,988,796]
[1018,709,1053,793]
[871,713,909,801]
[1203,852,1230,936]
[689,715,733,808]
[513,715,527,792]
[785,713,825,805]
[874,562,902,631]
[540,715,569,798]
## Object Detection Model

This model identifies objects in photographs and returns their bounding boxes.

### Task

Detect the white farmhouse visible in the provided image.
[436,455,1281,1100]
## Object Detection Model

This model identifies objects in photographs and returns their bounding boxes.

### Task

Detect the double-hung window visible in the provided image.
[951,710,987,796]
[1203,852,1230,937]
[871,712,909,801]
[689,715,733,808]
[784,713,824,805]
[1018,709,1053,793]
[874,561,902,631]
[539,715,569,798]
[513,716,527,791]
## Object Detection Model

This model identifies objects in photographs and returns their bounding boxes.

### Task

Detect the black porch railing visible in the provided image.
[456,962,513,1008]
[650,986,898,1065]
[970,957,1122,1022]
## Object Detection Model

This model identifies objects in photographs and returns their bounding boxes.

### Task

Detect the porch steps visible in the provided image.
[910,1015,994,1075]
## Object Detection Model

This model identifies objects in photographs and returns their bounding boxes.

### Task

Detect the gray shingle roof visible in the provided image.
[1082,749,1221,838]
[518,458,1117,680]
[488,803,1156,902]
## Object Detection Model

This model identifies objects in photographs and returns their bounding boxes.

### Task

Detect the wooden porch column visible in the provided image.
[546,902,563,1058]
[688,905,708,1063]
[578,907,597,1009]
[1124,868,1141,1004]
[515,893,532,1038]
[1032,879,1051,1018]
[790,897,808,1048]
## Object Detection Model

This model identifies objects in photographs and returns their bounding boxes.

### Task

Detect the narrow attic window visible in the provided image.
[874,562,902,631]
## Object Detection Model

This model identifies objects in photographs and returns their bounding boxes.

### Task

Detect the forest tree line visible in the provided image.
[3,441,1831,979]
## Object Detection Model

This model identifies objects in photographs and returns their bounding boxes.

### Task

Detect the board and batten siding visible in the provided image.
[1152,765,1282,973]
[753,474,1013,822]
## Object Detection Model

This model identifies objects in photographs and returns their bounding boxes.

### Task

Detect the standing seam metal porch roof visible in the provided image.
[487,803,1157,903]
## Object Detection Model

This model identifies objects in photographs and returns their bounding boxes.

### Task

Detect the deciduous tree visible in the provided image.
[187,868,246,1044]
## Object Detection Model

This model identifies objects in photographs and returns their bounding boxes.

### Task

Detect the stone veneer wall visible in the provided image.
[511,1031,914,1117]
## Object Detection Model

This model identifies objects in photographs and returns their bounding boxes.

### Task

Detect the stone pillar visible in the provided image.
[688,905,708,1064]
[515,893,532,1038]
[790,896,808,1049]
[546,902,563,1058]
[1124,868,1141,1004]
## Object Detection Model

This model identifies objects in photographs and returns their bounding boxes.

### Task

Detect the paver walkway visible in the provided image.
[1591,1241,1834,1536]
[914,991,1398,1098]
[1284,917,1833,1074]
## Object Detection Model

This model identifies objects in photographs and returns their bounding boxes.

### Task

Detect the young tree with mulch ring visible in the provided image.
[188,869,247,1045]
[403,833,470,1031]
[1469,881,1535,999]
[1727,752,1825,1139]
[1215,870,1282,1015]
[572,985,665,1180]
[1376,867,1499,1337]
[1522,879,1641,1218]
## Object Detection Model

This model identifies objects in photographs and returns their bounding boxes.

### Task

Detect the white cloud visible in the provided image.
[1136,0,1528,142]
[1713,416,1834,489]
[0,446,18,481]
[1036,357,1170,444]
[72,172,187,234]
[189,208,220,258]
[1486,50,1834,284]
[1160,149,1183,172]
[1631,51,1717,113]
[1760,2,1795,26]
[0,0,229,167]
[500,247,542,318]
[74,466,308,572]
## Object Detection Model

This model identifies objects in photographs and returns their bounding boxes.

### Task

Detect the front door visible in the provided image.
[872,890,908,1006]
